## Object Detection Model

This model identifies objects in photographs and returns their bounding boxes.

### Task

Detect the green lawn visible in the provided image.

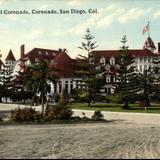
[69,103,160,114]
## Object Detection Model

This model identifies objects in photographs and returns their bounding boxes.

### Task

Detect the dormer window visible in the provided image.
[35,58,39,63]
[89,58,94,65]
[105,64,110,71]
[106,76,110,82]
[110,57,115,65]
[45,51,49,56]
[52,52,56,56]
[100,57,106,65]
[38,51,42,55]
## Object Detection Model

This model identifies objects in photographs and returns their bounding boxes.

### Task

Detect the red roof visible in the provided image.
[5,50,16,61]
[24,48,60,63]
[50,51,78,78]
[91,48,155,59]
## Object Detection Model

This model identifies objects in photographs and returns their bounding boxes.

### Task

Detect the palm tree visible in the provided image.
[24,61,57,116]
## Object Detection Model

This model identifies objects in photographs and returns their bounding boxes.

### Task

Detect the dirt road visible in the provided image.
[0,104,160,159]
[0,122,160,159]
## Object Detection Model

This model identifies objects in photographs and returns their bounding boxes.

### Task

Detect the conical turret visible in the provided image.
[143,36,156,53]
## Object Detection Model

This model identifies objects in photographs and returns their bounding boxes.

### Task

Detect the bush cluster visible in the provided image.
[10,106,105,123]
[45,104,73,121]
[92,110,104,121]
[10,107,41,122]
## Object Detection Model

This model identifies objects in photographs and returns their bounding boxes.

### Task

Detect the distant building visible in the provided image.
[13,46,82,97]
[0,36,160,97]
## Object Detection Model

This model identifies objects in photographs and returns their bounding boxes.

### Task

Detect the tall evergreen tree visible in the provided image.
[116,35,138,109]
[77,28,106,106]
[135,67,154,107]
[0,63,14,102]
[150,54,160,103]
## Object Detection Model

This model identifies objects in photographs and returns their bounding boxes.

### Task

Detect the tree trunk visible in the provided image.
[88,100,91,107]
[41,98,45,117]
[144,91,150,107]
[122,99,129,109]
[23,98,25,104]
[144,97,150,106]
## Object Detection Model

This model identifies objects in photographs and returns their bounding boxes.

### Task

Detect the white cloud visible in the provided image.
[153,10,160,19]
[25,5,153,39]
[0,0,5,5]
[7,14,18,21]
[40,5,49,10]
[67,4,117,34]
[27,30,44,39]
[118,8,145,23]
[97,13,115,28]
[67,0,82,6]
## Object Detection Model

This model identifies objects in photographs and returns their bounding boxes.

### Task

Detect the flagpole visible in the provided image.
[148,21,150,37]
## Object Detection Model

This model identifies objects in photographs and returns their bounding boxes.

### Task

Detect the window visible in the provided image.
[144,65,147,71]
[70,83,73,93]
[89,58,94,65]
[144,57,148,63]
[139,58,143,63]
[59,81,62,93]
[108,88,111,94]
[38,51,42,55]
[65,84,68,92]
[106,76,110,82]
[110,57,115,65]
[105,65,110,71]
[140,65,142,72]
[54,83,57,94]
[100,57,106,65]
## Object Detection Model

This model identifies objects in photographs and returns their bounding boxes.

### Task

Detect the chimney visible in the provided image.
[158,43,160,53]
[58,48,62,52]
[21,44,25,59]
[20,44,25,72]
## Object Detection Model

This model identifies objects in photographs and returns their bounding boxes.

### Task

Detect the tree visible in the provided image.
[12,58,30,104]
[135,67,154,107]
[78,28,98,58]
[150,54,160,103]
[116,35,138,109]
[24,61,57,116]
[77,28,106,106]
[0,63,14,103]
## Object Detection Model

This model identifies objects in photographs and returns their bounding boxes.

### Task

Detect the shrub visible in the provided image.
[91,111,104,121]
[81,112,90,121]
[45,104,73,121]
[10,107,41,122]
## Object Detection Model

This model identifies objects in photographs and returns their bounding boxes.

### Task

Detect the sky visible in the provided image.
[0,0,160,61]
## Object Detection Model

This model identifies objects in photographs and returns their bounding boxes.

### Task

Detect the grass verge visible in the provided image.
[69,103,160,114]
